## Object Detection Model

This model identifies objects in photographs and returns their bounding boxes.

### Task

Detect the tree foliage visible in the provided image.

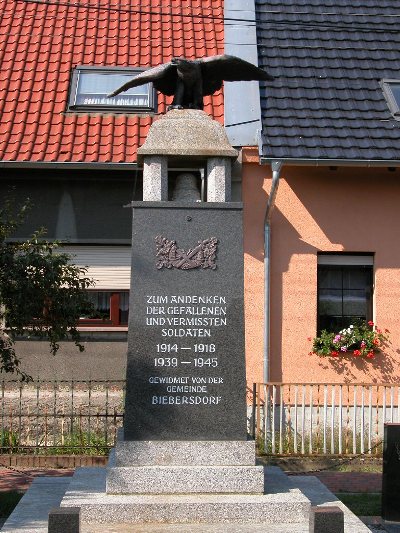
[0,197,94,380]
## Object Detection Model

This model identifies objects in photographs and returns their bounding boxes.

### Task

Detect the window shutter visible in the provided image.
[62,246,131,289]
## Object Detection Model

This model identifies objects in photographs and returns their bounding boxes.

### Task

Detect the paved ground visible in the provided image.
[288,471,382,493]
[0,466,371,533]
[1,466,398,532]
[0,468,74,492]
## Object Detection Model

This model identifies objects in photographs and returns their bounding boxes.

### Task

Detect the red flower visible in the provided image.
[331,351,339,357]
[367,352,374,359]
[373,339,380,346]
[368,320,374,326]
[353,350,361,356]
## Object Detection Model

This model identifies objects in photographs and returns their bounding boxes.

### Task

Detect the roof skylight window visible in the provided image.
[381,79,400,119]
[68,66,156,113]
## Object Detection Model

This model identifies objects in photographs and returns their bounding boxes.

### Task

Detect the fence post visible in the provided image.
[382,423,400,521]
[251,383,256,439]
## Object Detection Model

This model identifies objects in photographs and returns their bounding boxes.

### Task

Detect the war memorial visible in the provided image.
[1,57,371,532]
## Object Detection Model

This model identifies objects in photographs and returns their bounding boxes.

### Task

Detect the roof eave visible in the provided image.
[0,161,139,170]
[259,157,400,168]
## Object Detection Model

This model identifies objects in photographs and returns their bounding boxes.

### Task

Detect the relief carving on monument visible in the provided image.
[155,235,218,270]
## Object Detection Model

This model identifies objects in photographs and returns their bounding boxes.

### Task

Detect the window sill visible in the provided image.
[77,326,128,332]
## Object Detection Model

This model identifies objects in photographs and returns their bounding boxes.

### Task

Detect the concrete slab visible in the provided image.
[0,465,373,532]
[291,475,371,533]
[383,523,400,533]
[1,477,71,533]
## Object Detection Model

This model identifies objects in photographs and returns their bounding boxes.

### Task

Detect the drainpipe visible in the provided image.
[264,160,283,382]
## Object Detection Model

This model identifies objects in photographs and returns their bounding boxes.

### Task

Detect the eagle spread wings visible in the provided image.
[108,55,273,110]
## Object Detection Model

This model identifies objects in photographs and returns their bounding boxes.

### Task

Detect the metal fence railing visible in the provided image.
[0,380,125,455]
[1,379,398,456]
[252,382,400,456]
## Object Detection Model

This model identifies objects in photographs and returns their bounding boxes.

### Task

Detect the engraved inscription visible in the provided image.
[155,236,218,270]
[145,295,226,407]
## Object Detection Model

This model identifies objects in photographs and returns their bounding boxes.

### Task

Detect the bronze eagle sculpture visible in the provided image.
[108,55,273,110]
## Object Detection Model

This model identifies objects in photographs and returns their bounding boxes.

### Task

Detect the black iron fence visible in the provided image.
[0,380,125,455]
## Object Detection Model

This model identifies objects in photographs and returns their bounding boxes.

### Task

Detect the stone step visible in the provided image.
[113,431,257,467]
[64,492,310,525]
[62,468,310,525]
[106,465,265,494]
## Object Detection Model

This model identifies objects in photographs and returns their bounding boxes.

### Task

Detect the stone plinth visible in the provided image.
[309,506,344,533]
[112,430,257,466]
[106,435,264,495]
[106,464,265,495]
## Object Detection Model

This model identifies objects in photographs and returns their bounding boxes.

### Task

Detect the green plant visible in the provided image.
[309,320,390,359]
[49,430,109,456]
[0,429,20,451]
[0,195,94,379]
[334,493,381,516]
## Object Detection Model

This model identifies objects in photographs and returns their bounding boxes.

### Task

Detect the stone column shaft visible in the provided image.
[142,156,168,201]
[207,157,231,202]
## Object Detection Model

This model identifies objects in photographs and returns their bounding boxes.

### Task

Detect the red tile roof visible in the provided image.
[0,0,224,164]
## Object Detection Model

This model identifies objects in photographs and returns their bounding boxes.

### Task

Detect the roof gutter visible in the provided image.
[263,160,283,383]
[0,161,139,170]
[259,157,400,168]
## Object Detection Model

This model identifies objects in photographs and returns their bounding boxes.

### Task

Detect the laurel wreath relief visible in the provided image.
[155,236,218,270]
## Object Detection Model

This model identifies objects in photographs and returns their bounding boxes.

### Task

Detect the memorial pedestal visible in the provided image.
[60,464,310,526]
[106,431,264,495]
[58,200,311,526]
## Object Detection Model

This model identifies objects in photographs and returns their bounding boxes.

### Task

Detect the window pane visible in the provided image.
[342,289,367,316]
[318,268,341,289]
[119,292,129,325]
[317,262,373,333]
[75,71,150,108]
[86,292,112,320]
[319,315,344,332]
[392,84,400,106]
[319,289,342,316]
[342,268,369,289]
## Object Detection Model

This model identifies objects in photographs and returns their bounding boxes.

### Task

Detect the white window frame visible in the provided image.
[381,79,400,120]
[68,66,156,113]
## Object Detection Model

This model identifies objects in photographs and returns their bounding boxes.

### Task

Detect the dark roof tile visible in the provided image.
[257,0,400,160]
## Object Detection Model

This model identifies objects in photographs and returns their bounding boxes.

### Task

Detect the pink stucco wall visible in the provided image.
[243,150,400,385]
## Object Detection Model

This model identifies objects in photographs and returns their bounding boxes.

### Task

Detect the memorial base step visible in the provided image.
[61,467,311,525]
[106,464,265,494]
[113,430,257,467]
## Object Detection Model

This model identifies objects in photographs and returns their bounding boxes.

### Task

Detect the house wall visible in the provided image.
[12,337,127,381]
[243,150,400,385]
